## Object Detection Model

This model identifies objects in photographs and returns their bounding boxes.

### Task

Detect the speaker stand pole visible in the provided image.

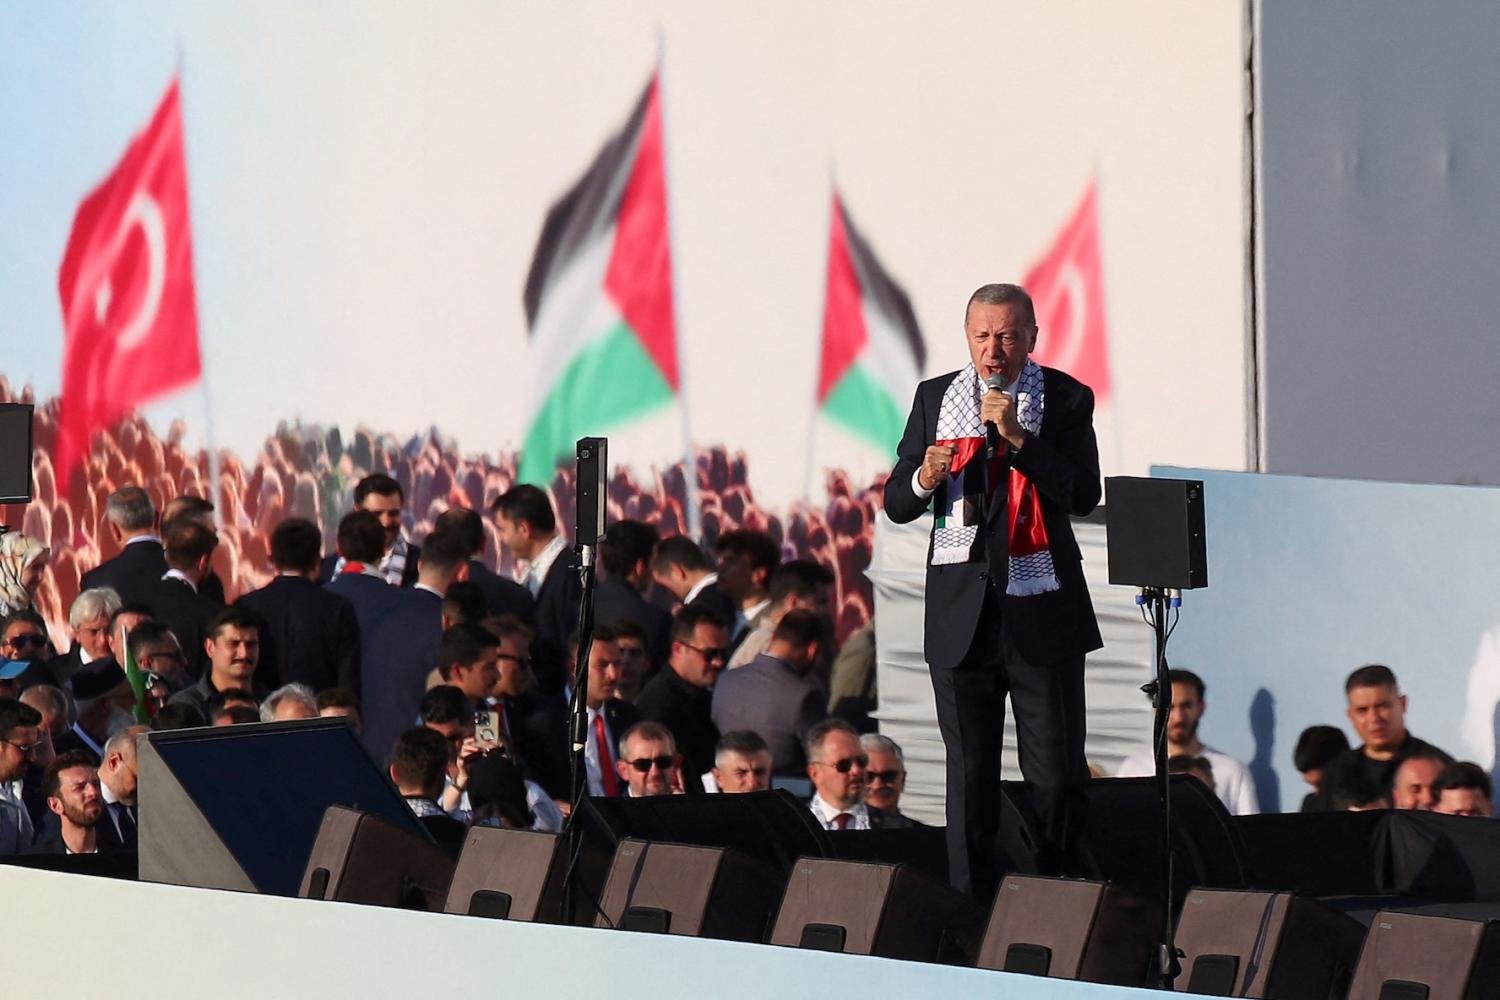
[560,541,598,924]
[1140,586,1182,989]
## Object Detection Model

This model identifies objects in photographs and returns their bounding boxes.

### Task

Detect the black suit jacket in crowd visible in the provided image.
[531,545,582,698]
[360,587,444,764]
[499,689,570,800]
[686,580,738,632]
[127,575,224,679]
[883,366,1103,669]
[634,667,719,786]
[593,576,673,668]
[235,574,361,695]
[79,538,167,597]
[467,560,537,623]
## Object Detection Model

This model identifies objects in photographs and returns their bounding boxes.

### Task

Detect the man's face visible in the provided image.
[671,623,729,689]
[585,639,622,708]
[492,634,531,698]
[206,625,260,685]
[452,645,501,700]
[74,615,112,660]
[1392,757,1444,810]
[1437,788,1492,818]
[139,638,188,684]
[617,735,678,797]
[613,637,648,699]
[492,512,535,562]
[50,765,104,829]
[1168,683,1205,746]
[863,750,907,812]
[4,621,50,662]
[360,491,404,550]
[965,300,1037,386]
[1346,684,1408,752]
[105,727,148,802]
[0,725,39,782]
[714,749,771,793]
[808,729,867,810]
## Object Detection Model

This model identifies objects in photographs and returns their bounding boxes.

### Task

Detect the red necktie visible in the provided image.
[594,713,619,796]
[833,813,851,830]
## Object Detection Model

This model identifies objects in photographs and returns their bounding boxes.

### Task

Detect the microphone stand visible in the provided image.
[560,540,598,924]
[1138,586,1182,989]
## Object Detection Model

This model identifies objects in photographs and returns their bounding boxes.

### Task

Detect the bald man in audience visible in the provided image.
[96,725,148,850]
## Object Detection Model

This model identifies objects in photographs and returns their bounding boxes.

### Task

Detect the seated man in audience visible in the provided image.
[1167,753,1216,791]
[132,520,224,678]
[320,473,422,587]
[2,610,57,691]
[595,519,672,669]
[615,721,684,798]
[28,750,104,855]
[1315,664,1452,810]
[212,705,261,726]
[651,535,736,625]
[168,608,265,720]
[55,664,135,763]
[96,725,148,850]
[804,718,903,830]
[259,683,319,721]
[726,559,833,670]
[1333,775,1390,812]
[387,726,466,851]
[1116,668,1259,815]
[611,618,651,702]
[1433,761,1493,818]
[317,688,363,734]
[710,730,772,793]
[0,699,44,854]
[1390,749,1449,811]
[18,685,69,750]
[1294,724,1350,812]
[711,609,827,777]
[568,625,638,799]
[861,733,918,826]
[637,606,727,785]
[51,587,122,687]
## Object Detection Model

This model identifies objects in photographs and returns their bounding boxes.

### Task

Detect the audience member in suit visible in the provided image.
[711,730,773,793]
[54,664,134,764]
[125,622,191,697]
[610,618,651,702]
[160,495,227,605]
[325,511,407,654]
[50,588,123,688]
[26,750,103,855]
[804,718,905,831]
[167,607,267,720]
[651,536,737,626]
[129,520,224,679]
[0,699,44,855]
[860,733,919,828]
[3,610,58,691]
[491,485,578,698]
[713,529,780,652]
[615,721,684,797]
[726,560,834,671]
[235,517,360,695]
[711,610,828,777]
[635,606,728,787]
[95,725,147,851]
[388,726,467,854]
[594,519,673,669]
[433,506,536,623]
[79,486,165,597]
[483,616,568,800]
[318,473,422,588]
[568,625,639,798]
[316,687,363,735]
[360,533,470,763]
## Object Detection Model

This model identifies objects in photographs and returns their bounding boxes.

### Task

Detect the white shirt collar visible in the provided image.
[683,572,718,606]
[414,583,445,600]
[162,568,198,593]
[125,534,161,547]
[808,792,869,830]
[742,598,772,624]
[101,780,121,807]
[524,534,567,597]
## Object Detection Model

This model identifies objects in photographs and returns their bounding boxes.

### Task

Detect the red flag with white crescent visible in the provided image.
[1025,182,1111,404]
[56,77,202,491]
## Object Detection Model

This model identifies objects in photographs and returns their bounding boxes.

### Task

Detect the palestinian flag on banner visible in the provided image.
[519,74,679,485]
[815,191,924,456]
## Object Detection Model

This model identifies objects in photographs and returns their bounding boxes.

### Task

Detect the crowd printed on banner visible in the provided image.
[0,375,880,651]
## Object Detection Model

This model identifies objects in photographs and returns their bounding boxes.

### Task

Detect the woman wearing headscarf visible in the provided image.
[0,532,49,617]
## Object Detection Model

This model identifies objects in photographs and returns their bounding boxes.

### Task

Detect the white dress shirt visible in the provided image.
[808,793,870,831]
[524,534,567,598]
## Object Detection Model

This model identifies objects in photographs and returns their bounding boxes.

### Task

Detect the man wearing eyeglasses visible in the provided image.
[485,616,569,800]
[2,611,56,692]
[0,698,44,854]
[636,606,729,788]
[885,283,1102,896]
[805,718,907,831]
[860,733,918,828]
[614,721,683,797]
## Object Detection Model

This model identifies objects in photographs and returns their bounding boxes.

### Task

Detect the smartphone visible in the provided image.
[474,707,500,749]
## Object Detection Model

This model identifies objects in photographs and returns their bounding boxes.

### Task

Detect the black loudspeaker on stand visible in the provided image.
[1104,476,1209,990]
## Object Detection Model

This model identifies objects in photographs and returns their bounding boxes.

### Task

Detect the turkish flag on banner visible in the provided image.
[1024,182,1111,405]
[56,77,201,491]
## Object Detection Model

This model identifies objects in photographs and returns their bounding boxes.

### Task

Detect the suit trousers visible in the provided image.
[928,581,1088,899]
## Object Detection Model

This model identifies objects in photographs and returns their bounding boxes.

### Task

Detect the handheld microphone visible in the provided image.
[983,370,1007,458]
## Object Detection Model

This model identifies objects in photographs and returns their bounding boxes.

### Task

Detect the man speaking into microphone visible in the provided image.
[884,282,1102,899]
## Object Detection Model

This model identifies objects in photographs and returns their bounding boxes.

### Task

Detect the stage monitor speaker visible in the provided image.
[0,402,34,504]
[977,875,1159,986]
[1104,476,1207,589]
[1173,888,1365,998]
[1234,810,1388,898]
[443,827,569,923]
[138,719,430,896]
[999,777,1249,906]
[769,858,984,964]
[298,805,455,910]
[576,436,606,546]
[1347,911,1500,1000]
[596,838,785,943]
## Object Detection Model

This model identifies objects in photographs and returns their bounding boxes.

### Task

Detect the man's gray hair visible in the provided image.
[803,717,859,765]
[102,725,140,761]
[20,684,75,729]
[69,587,123,629]
[105,486,156,532]
[964,283,1035,327]
[259,683,319,723]
[860,733,905,769]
